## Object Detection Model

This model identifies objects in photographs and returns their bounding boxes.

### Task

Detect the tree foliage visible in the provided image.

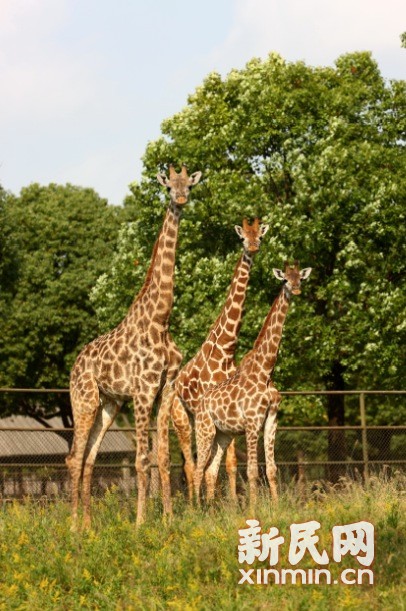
[0,183,122,424]
[91,51,406,426]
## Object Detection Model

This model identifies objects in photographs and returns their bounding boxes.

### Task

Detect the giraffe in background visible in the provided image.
[158,218,269,513]
[193,261,312,506]
[66,164,201,528]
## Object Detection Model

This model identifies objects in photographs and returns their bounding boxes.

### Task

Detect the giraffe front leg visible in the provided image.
[171,396,195,502]
[158,344,182,515]
[225,440,238,501]
[194,413,216,505]
[264,399,280,502]
[245,429,260,511]
[133,391,155,527]
[157,383,176,517]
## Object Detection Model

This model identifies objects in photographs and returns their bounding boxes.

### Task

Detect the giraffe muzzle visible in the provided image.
[176,196,187,205]
[291,288,301,295]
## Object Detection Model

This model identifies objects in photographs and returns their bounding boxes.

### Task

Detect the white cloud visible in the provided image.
[54,144,139,205]
[0,0,132,203]
[210,0,406,75]
[0,0,68,36]
[0,0,95,121]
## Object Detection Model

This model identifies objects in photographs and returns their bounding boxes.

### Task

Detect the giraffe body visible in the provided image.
[175,222,268,412]
[193,262,312,506]
[66,165,201,528]
[158,219,269,507]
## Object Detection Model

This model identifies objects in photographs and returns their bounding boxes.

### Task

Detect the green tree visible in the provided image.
[0,185,17,298]
[0,183,122,426]
[91,52,406,470]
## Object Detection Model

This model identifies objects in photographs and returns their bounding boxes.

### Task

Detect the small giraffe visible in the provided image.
[66,164,201,528]
[158,219,269,513]
[193,261,312,506]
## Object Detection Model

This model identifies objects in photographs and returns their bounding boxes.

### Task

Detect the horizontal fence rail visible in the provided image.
[0,389,405,500]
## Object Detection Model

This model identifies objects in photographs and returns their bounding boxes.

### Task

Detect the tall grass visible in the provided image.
[0,473,405,610]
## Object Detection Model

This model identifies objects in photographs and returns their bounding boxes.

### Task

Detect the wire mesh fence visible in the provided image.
[0,390,405,501]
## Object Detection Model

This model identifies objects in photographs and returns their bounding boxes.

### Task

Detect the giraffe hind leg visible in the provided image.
[194,414,216,505]
[171,396,195,502]
[204,432,233,501]
[66,378,100,530]
[81,397,121,529]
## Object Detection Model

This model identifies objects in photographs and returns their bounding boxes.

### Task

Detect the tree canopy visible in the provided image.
[91,51,406,427]
[0,50,404,436]
[0,183,122,425]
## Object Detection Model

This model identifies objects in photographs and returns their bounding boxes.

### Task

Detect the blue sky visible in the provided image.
[1,0,404,205]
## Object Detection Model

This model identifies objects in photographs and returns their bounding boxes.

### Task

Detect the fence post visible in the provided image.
[360,392,369,485]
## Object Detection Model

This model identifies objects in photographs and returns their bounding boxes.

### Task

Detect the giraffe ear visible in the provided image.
[300,267,312,280]
[260,224,270,237]
[273,268,285,281]
[157,173,170,187]
[235,225,244,239]
[188,171,202,186]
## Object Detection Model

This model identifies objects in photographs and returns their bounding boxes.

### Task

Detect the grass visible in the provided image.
[0,473,405,610]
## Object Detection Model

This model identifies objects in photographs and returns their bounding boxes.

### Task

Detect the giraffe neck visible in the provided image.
[246,286,290,380]
[204,251,253,357]
[127,204,181,326]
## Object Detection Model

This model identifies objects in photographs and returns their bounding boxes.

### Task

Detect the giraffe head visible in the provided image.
[234,218,269,254]
[272,260,312,295]
[157,164,202,206]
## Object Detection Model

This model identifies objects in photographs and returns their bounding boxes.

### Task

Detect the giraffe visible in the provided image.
[157,218,269,512]
[66,164,201,528]
[193,261,312,506]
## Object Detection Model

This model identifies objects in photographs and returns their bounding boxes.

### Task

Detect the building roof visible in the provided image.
[0,415,135,459]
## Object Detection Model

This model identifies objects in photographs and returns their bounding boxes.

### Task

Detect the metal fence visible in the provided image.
[0,389,405,500]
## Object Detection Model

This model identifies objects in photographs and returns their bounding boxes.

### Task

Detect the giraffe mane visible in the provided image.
[131,232,161,305]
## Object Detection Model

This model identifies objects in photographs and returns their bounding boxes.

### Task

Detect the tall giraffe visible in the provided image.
[193,261,312,506]
[66,164,201,528]
[157,219,269,512]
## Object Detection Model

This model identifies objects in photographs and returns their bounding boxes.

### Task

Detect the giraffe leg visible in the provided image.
[157,383,176,516]
[171,396,195,502]
[225,440,238,501]
[204,432,233,501]
[245,429,260,511]
[66,380,100,530]
[157,346,182,516]
[194,413,216,505]
[264,400,280,502]
[81,397,121,529]
[133,382,159,526]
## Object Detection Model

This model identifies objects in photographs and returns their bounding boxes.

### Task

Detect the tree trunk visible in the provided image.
[325,362,347,483]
